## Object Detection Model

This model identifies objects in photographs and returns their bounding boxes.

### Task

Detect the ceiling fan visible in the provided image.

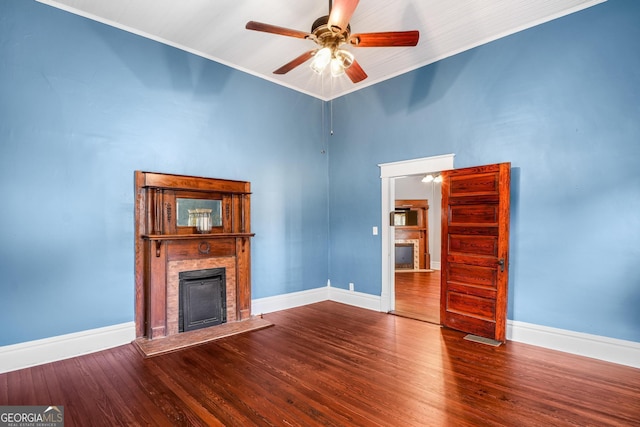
[245,0,419,83]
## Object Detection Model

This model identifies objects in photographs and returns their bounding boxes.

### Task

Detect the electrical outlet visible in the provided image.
[349,282,354,292]
[372,226,378,235]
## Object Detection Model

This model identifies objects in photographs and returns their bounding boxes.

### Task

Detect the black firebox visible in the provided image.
[179,268,226,332]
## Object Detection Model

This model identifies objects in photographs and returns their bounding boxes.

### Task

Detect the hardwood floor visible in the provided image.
[394,270,440,324]
[2,301,639,426]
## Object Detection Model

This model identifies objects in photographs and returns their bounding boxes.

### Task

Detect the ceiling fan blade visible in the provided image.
[245,21,310,39]
[273,50,317,75]
[327,0,360,32]
[349,31,420,47]
[345,59,367,83]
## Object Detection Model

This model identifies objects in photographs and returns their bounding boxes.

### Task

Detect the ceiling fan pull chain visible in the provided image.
[330,99,334,136]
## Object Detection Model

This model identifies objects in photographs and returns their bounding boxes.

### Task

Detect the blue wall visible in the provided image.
[0,0,329,346]
[328,0,640,342]
[1,0,638,347]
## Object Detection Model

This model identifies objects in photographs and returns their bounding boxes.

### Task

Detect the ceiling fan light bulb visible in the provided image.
[330,58,345,76]
[336,49,354,69]
[310,47,331,74]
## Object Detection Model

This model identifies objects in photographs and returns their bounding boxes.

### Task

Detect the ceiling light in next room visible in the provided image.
[422,174,442,183]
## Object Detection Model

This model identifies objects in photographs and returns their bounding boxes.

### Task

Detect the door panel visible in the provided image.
[449,235,498,257]
[440,163,511,342]
[446,291,496,319]
[448,263,496,288]
[450,205,499,223]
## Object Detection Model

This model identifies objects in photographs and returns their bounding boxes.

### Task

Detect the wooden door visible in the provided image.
[440,163,511,342]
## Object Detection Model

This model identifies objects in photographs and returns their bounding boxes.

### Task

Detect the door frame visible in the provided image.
[379,154,455,313]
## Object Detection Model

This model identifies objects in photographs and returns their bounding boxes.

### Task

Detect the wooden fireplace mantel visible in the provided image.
[134,171,255,344]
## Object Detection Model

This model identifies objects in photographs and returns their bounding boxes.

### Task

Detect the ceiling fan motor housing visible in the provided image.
[311,15,351,49]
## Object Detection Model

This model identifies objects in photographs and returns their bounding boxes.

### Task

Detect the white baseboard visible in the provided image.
[251,287,329,315]
[252,285,382,315]
[507,320,640,369]
[0,322,136,374]
[328,287,382,312]
[430,261,441,270]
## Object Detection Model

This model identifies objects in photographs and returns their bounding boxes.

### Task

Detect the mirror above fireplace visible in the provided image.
[176,198,222,228]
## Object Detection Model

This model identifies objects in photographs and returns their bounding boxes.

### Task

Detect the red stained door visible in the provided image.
[440,163,511,341]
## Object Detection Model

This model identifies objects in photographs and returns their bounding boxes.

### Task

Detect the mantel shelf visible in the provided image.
[142,233,255,241]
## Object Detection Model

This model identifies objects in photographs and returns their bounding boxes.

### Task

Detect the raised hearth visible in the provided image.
[134,316,273,358]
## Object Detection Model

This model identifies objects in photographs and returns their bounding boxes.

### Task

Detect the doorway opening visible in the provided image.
[393,179,441,323]
[378,154,455,320]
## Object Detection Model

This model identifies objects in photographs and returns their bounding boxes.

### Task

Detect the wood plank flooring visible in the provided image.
[394,270,440,324]
[2,301,639,426]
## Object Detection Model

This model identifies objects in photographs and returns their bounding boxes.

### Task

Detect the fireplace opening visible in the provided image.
[395,243,414,270]
[179,268,226,332]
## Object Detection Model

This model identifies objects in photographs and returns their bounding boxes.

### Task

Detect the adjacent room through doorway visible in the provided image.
[392,174,442,324]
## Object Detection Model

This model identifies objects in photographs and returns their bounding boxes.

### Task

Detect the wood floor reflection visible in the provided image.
[394,270,440,324]
[4,301,639,426]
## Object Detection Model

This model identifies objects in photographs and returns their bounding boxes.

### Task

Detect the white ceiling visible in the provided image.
[36,0,605,101]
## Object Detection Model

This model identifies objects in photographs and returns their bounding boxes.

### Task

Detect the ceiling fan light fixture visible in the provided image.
[336,49,354,68]
[310,47,332,74]
[330,49,354,76]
